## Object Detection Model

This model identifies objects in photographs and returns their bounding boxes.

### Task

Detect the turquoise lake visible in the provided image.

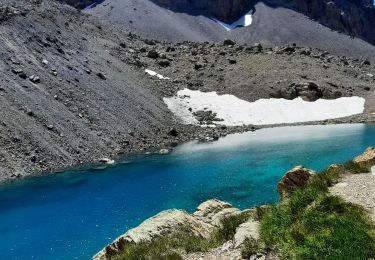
[1,124,375,259]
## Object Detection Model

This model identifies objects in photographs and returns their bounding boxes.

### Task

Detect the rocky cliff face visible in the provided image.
[153,0,251,22]
[62,0,375,44]
[287,0,375,45]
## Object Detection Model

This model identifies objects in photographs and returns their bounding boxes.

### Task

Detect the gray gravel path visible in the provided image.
[330,173,375,221]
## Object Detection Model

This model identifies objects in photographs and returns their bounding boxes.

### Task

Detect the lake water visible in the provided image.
[1,124,375,260]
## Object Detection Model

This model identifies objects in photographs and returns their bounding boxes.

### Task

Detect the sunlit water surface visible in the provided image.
[1,124,375,259]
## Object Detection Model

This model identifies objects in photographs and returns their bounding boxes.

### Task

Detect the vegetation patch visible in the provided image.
[113,161,374,259]
[113,212,252,260]
[259,161,375,259]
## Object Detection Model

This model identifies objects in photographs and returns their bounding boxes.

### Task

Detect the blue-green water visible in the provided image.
[1,124,375,260]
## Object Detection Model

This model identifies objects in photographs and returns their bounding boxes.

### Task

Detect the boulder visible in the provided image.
[159,148,170,154]
[99,158,115,165]
[147,50,159,59]
[277,166,315,197]
[354,147,375,167]
[223,39,236,46]
[193,199,241,227]
[233,220,260,248]
[93,199,241,259]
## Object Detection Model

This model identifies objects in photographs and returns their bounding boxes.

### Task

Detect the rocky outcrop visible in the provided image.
[277,166,316,197]
[93,199,241,260]
[194,199,241,226]
[233,220,260,248]
[271,81,343,101]
[354,147,375,167]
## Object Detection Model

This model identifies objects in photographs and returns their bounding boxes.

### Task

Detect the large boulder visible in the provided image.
[233,220,260,248]
[354,147,375,167]
[93,199,241,259]
[277,166,316,197]
[193,199,241,227]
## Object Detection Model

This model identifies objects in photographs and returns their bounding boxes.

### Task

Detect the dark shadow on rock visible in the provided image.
[58,0,105,10]
[148,0,375,45]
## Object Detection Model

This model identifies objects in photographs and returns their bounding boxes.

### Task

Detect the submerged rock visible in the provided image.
[277,166,315,198]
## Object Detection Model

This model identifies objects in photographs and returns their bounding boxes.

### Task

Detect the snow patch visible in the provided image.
[213,10,253,31]
[145,69,170,80]
[163,89,365,126]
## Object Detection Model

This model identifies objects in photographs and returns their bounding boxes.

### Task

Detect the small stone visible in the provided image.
[19,72,27,79]
[158,60,170,67]
[96,72,106,80]
[159,149,170,155]
[147,50,159,59]
[361,60,370,66]
[29,75,40,83]
[194,63,203,70]
[99,158,115,165]
[223,39,236,46]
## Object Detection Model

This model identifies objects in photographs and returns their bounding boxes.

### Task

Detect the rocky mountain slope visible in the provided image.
[86,0,375,60]
[0,0,374,182]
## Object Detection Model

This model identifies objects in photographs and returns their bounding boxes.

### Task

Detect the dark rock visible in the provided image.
[281,46,296,53]
[96,72,107,80]
[158,59,170,67]
[144,39,156,45]
[361,60,371,66]
[277,166,315,198]
[18,72,27,79]
[253,43,263,51]
[168,128,178,137]
[194,63,204,70]
[294,82,323,101]
[223,39,236,46]
[147,50,159,59]
[193,110,224,125]
[11,68,23,75]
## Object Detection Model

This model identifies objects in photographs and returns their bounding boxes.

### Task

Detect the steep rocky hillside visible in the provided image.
[287,0,375,45]
[0,0,374,182]
[87,0,375,61]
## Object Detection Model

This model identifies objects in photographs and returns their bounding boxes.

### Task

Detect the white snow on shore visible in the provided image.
[213,10,253,31]
[145,69,170,80]
[163,89,365,126]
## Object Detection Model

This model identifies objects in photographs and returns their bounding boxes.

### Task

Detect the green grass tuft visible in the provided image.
[259,162,375,259]
[113,212,252,259]
[212,212,251,243]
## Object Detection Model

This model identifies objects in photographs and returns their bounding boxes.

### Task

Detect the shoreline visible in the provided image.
[2,119,374,185]
[93,147,375,260]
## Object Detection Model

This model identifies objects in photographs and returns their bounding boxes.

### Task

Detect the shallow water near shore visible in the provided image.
[1,124,375,259]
